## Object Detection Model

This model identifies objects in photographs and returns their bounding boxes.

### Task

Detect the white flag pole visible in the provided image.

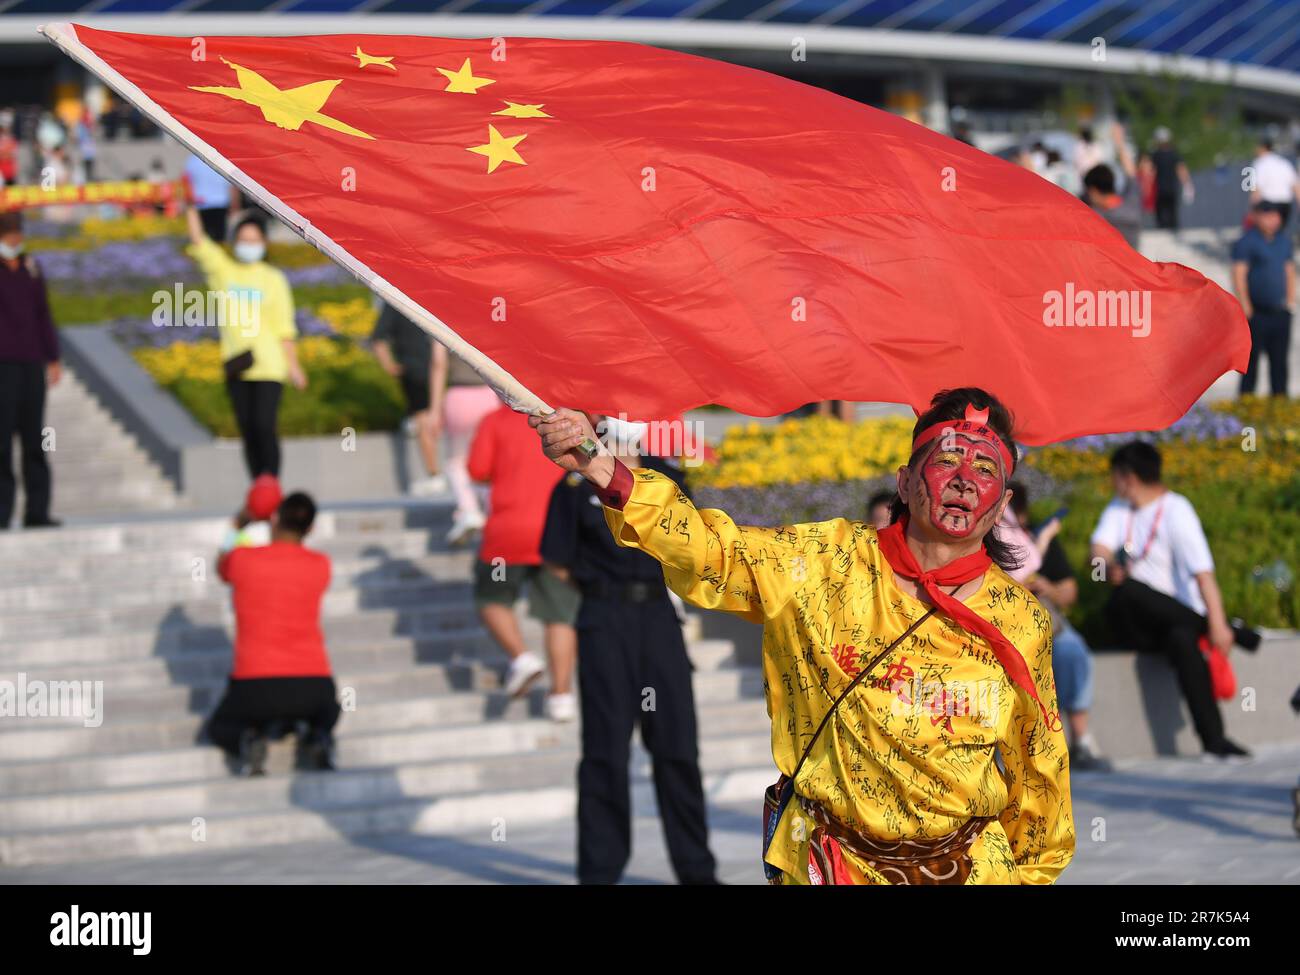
[39,21,599,454]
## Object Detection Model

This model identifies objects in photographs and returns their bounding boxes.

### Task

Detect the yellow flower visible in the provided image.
[693,415,915,489]
[313,298,377,339]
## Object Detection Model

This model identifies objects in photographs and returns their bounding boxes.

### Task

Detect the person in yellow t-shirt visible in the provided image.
[185,205,306,479]
[531,387,1074,885]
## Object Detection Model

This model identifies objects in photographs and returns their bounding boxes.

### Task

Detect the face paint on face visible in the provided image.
[914,433,1007,539]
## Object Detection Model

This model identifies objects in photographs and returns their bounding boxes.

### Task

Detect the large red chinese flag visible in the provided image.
[47,23,1248,444]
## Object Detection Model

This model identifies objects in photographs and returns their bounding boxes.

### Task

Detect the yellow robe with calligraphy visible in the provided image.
[603,468,1074,885]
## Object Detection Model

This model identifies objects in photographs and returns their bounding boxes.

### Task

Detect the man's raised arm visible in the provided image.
[531,409,821,623]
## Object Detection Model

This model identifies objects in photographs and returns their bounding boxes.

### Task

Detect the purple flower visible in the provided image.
[286,263,350,287]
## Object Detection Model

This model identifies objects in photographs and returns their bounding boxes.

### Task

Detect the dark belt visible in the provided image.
[796,786,994,885]
[579,579,669,603]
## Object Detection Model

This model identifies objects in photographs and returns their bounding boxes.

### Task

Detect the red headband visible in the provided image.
[911,405,1015,474]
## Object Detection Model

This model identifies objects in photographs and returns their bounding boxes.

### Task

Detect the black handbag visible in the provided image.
[223,349,254,381]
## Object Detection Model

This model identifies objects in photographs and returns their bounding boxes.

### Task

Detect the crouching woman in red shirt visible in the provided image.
[207,480,338,776]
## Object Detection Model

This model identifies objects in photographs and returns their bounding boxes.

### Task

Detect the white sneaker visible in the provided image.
[409,475,449,497]
[504,652,545,699]
[545,692,577,723]
[446,509,486,546]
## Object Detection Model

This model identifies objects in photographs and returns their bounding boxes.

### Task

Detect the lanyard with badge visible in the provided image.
[1122,497,1165,565]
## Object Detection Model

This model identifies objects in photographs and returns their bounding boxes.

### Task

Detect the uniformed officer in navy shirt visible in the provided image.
[539,415,718,885]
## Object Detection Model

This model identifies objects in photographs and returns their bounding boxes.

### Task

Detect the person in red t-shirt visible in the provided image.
[468,403,580,721]
[207,482,339,775]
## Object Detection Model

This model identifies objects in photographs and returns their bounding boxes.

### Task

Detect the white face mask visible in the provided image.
[0,241,23,260]
[600,417,649,453]
[233,241,265,264]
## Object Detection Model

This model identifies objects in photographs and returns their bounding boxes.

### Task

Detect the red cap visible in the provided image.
[244,474,283,521]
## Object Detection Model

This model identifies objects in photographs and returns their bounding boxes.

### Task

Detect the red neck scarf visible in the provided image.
[876,515,1060,732]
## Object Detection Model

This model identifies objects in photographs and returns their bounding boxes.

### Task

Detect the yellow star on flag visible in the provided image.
[437,58,495,94]
[354,47,396,71]
[493,101,551,119]
[467,125,527,173]
[191,57,373,140]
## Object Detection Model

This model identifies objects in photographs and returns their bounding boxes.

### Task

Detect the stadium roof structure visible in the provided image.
[2,0,1298,98]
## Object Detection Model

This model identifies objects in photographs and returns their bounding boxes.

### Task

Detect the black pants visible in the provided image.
[207,676,341,755]
[1155,190,1180,229]
[0,360,51,527]
[198,206,229,243]
[225,378,283,478]
[1105,579,1224,749]
[1240,307,1292,397]
[576,598,717,885]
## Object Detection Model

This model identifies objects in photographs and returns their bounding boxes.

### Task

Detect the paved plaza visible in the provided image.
[6,742,1297,885]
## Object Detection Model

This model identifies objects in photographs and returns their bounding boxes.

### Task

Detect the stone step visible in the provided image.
[0,509,455,559]
[0,624,727,694]
[0,594,707,668]
[0,755,777,867]
[0,692,768,806]
[0,529,454,581]
[0,577,479,641]
[0,728,769,842]
[0,651,760,728]
[0,638,739,763]
[0,685,504,762]
[0,630,495,692]
[0,551,475,613]
[0,601,485,664]
[0,544,473,591]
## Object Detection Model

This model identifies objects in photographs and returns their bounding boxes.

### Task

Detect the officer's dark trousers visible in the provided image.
[1104,578,1224,749]
[576,598,717,884]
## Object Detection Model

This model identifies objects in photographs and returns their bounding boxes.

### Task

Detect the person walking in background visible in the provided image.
[435,344,496,545]
[1074,125,1104,184]
[1136,151,1157,216]
[1083,122,1141,251]
[0,113,20,187]
[371,301,447,497]
[0,210,60,529]
[185,205,305,479]
[74,109,97,184]
[183,153,238,242]
[1150,127,1193,230]
[1249,137,1299,228]
[1232,200,1294,397]
[1090,441,1250,760]
[1003,484,1110,772]
[209,482,339,776]
[539,414,718,885]
[468,400,579,722]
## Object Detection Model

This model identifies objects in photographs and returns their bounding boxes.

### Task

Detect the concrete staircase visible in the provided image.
[0,504,775,867]
[11,363,182,525]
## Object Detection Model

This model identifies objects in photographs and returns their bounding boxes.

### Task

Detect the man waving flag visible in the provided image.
[42,23,1248,444]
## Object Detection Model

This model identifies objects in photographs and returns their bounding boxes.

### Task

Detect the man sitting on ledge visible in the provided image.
[207,479,339,776]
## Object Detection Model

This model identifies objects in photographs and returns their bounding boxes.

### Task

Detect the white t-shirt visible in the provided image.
[1090,490,1214,616]
[1254,151,1298,203]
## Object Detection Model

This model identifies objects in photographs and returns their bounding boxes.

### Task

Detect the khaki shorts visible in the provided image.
[473,561,580,626]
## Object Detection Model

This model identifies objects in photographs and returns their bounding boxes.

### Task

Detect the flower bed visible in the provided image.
[689,401,1300,634]
[41,217,400,436]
